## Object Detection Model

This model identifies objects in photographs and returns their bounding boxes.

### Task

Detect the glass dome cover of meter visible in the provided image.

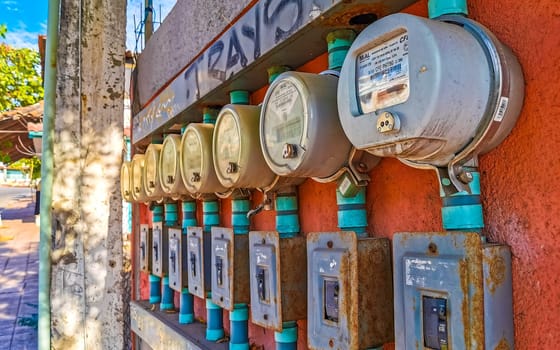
[144,144,163,199]
[215,112,241,183]
[181,129,203,191]
[262,79,306,172]
[160,135,184,195]
[120,161,132,202]
[131,155,146,202]
[338,13,524,167]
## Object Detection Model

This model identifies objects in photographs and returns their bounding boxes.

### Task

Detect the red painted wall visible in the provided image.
[134,0,560,348]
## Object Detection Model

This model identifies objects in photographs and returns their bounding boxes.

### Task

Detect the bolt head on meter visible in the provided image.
[213,104,277,189]
[260,71,352,179]
[159,134,189,199]
[180,123,227,195]
[143,144,165,201]
[337,13,524,167]
[120,161,133,202]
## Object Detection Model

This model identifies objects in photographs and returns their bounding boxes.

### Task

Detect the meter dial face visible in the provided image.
[120,162,132,201]
[131,156,145,202]
[262,79,306,173]
[214,112,241,185]
[181,129,203,192]
[144,146,159,195]
[160,136,179,193]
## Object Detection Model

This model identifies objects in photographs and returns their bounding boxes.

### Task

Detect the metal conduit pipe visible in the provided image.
[441,168,484,232]
[38,0,60,348]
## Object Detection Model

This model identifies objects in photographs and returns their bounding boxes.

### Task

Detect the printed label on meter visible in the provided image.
[266,81,304,144]
[357,31,409,113]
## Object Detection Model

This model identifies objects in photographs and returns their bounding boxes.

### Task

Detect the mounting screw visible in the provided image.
[458,171,473,183]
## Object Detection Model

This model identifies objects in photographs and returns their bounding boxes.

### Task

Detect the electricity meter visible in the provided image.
[260,71,352,179]
[213,104,277,189]
[143,144,165,201]
[159,134,189,199]
[120,161,133,202]
[338,13,524,171]
[180,123,227,195]
[130,154,148,203]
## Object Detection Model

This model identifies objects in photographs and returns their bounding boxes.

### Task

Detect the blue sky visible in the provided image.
[0,0,175,51]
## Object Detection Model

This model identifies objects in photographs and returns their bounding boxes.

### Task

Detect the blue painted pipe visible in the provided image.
[179,288,194,324]
[336,187,367,237]
[441,170,484,232]
[230,304,249,350]
[149,274,161,304]
[232,198,250,234]
[428,0,468,18]
[149,205,164,304]
[161,276,174,310]
[275,192,299,238]
[203,200,220,232]
[274,321,298,350]
[203,107,219,125]
[180,200,197,323]
[326,29,356,71]
[230,90,250,105]
[164,202,179,227]
[206,296,225,341]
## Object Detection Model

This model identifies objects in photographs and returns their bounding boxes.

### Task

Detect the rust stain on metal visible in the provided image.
[322,4,388,28]
[279,234,307,327]
[494,337,511,350]
[462,233,485,349]
[485,252,506,294]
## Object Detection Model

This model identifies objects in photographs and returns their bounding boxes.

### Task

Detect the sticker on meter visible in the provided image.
[357,31,410,113]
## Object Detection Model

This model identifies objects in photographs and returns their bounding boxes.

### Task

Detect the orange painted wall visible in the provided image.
[134,0,560,348]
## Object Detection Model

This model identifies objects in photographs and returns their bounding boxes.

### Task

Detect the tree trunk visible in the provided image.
[51,0,129,348]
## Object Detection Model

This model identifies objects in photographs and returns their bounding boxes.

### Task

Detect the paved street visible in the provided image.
[0,186,39,349]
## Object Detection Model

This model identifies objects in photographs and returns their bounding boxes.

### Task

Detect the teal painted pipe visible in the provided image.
[203,106,219,125]
[160,276,174,310]
[336,187,368,237]
[149,275,161,304]
[206,296,225,341]
[38,1,60,348]
[230,304,249,350]
[150,205,164,305]
[275,192,300,238]
[274,321,298,350]
[164,202,179,226]
[428,0,468,18]
[267,66,290,84]
[180,200,196,323]
[232,199,250,234]
[327,29,356,71]
[203,200,220,232]
[441,170,484,231]
[230,90,250,105]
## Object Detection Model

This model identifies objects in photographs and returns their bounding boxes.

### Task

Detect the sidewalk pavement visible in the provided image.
[0,197,39,349]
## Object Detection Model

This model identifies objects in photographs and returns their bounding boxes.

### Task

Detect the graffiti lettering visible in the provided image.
[241,3,261,60]
[264,0,303,43]
[208,41,226,82]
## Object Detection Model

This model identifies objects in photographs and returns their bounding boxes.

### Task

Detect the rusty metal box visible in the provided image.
[168,228,188,293]
[249,231,307,332]
[307,231,393,349]
[211,227,250,310]
[186,226,213,299]
[393,232,514,350]
[151,222,169,277]
[139,224,152,273]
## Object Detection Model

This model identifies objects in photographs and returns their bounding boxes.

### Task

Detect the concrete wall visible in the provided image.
[136,0,560,348]
[135,0,253,108]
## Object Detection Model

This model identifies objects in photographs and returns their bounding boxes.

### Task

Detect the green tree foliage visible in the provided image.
[0,43,44,111]
[0,24,6,38]
[10,156,41,180]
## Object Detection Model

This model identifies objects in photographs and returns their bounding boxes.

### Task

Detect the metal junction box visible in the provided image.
[139,224,152,273]
[151,222,169,278]
[211,227,250,310]
[393,232,514,350]
[187,226,212,299]
[249,231,307,331]
[168,228,188,293]
[307,231,393,349]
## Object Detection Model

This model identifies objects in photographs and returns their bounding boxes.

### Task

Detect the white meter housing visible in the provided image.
[131,154,148,203]
[261,71,352,179]
[143,144,165,201]
[120,161,133,203]
[159,134,189,199]
[180,123,227,195]
[338,13,524,167]
[213,104,277,189]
